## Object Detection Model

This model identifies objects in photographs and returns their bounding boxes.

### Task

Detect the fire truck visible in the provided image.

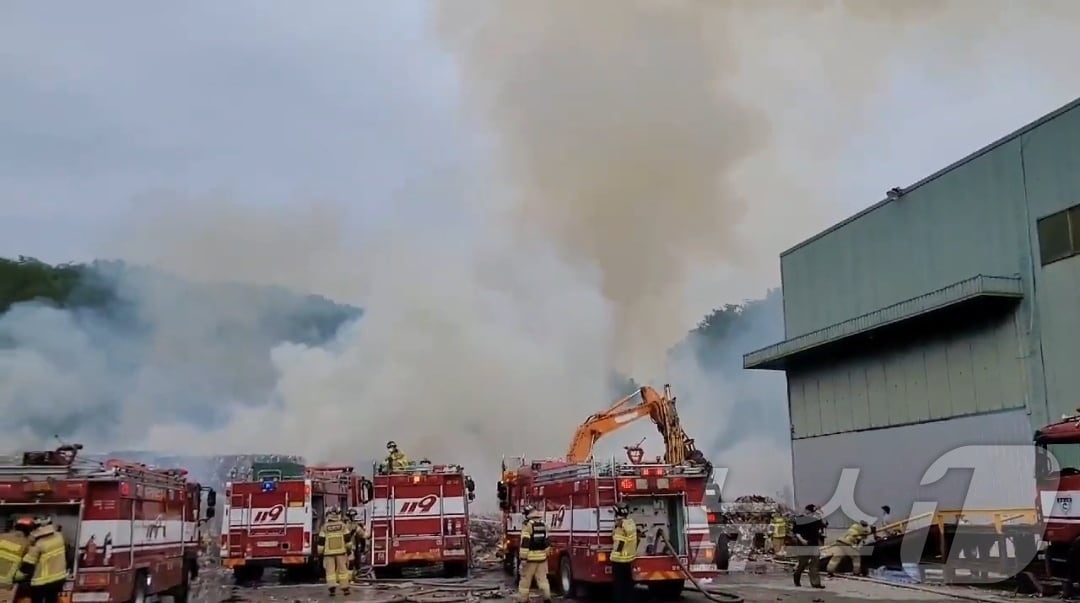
[1034,412,1080,581]
[368,461,476,577]
[497,384,718,601]
[0,444,213,603]
[497,455,717,601]
[220,458,370,583]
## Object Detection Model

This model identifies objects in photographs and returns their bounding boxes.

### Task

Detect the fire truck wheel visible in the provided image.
[502,548,519,576]
[554,555,576,597]
[715,535,731,570]
[444,561,468,578]
[647,580,685,601]
[132,570,149,603]
[167,563,191,603]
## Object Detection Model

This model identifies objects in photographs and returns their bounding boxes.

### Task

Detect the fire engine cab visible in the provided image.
[221,459,371,583]
[498,455,718,601]
[369,461,476,577]
[0,444,213,603]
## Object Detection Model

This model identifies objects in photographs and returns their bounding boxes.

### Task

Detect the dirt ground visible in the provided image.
[192,564,1020,603]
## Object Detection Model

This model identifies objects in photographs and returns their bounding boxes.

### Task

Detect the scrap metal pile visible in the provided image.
[720,494,793,561]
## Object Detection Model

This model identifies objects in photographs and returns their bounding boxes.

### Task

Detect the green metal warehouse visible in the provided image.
[744,96,1080,525]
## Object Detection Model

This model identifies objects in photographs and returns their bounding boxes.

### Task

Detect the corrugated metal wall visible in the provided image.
[1019,106,1080,423]
[779,139,1029,340]
[788,313,1025,437]
[792,409,1034,525]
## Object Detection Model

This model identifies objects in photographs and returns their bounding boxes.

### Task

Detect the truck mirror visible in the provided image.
[206,488,217,508]
[359,479,374,504]
[205,506,216,520]
[496,482,507,502]
[468,492,476,502]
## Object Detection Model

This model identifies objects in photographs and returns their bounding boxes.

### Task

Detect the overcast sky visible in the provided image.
[2,1,1078,307]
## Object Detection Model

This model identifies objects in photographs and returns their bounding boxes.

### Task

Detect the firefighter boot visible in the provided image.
[342,586,351,596]
[327,586,336,597]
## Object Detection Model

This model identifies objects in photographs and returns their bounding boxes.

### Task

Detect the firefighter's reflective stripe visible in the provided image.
[23,530,66,586]
[0,534,26,585]
[610,518,637,563]
[521,521,548,562]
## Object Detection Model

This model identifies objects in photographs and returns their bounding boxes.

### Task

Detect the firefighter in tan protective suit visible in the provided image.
[610,504,639,603]
[826,520,873,576]
[318,508,353,597]
[20,517,67,603]
[0,518,34,603]
[344,510,367,573]
[385,441,409,473]
[768,513,788,557]
[517,506,551,603]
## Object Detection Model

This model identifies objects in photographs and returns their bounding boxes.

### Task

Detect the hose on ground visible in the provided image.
[656,532,745,603]
[351,568,506,603]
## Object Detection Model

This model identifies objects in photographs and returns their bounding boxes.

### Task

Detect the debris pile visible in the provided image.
[719,494,793,561]
[470,514,504,564]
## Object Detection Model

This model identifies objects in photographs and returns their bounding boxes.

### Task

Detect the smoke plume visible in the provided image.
[3,1,1080,506]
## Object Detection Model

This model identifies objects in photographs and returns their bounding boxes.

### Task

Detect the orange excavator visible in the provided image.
[565,384,711,472]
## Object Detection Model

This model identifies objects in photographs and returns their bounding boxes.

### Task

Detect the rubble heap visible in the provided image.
[720,494,794,561]
[470,514,504,565]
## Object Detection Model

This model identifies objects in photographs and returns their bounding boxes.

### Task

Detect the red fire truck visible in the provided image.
[497,456,718,601]
[368,461,476,577]
[0,444,213,603]
[221,459,369,583]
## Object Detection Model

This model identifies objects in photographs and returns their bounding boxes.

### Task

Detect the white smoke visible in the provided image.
[2,1,1079,509]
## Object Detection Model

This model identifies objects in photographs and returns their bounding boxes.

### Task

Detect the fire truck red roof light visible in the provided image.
[119,483,130,496]
[619,479,635,490]
[707,512,718,523]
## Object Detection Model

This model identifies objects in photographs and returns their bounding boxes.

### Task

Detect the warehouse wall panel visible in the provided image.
[788,315,1023,438]
[791,409,1034,527]
[780,139,1029,339]
[1018,106,1080,423]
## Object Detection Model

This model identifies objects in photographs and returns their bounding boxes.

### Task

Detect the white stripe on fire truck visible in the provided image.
[79,520,199,550]
[507,507,714,533]
[225,507,312,527]
[370,496,466,518]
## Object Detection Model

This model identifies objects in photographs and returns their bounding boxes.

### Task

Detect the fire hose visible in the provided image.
[656,532,745,603]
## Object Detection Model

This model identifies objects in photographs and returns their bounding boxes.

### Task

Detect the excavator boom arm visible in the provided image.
[565,384,708,471]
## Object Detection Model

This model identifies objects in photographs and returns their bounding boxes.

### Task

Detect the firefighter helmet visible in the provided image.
[12,516,34,531]
[521,504,535,517]
[614,504,629,518]
[34,516,53,527]
[346,509,358,519]
[386,441,397,450]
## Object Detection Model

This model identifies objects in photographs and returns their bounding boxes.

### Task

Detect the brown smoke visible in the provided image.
[434,0,1080,376]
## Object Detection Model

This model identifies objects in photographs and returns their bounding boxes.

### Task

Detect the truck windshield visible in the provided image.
[1038,442,1080,478]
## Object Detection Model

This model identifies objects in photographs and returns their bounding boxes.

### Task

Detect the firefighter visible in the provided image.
[0,518,34,603]
[610,504,638,603]
[385,441,409,473]
[344,510,367,571]
[517,506,551,603]
[826,520,873,577]
[768,512,788,558]
[20,517,67,603]
[317,508,353,597]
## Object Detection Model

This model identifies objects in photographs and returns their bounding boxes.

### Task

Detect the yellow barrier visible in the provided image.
[879,507,1038,537]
